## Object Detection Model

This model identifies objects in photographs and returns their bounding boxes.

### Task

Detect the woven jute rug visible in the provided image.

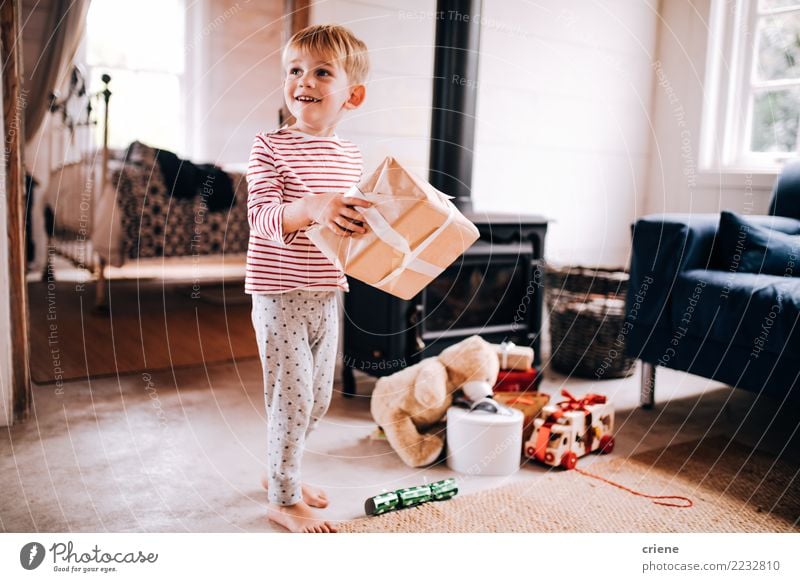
[339,436,800,533]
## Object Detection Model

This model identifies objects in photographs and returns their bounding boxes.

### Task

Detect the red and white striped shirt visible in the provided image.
[245,128,363,294]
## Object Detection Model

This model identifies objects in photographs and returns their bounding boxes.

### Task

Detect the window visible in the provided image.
[703,0,800,170]
[85,0,186,155]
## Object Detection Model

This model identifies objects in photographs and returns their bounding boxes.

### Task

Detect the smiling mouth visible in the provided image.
[295,95,321,103]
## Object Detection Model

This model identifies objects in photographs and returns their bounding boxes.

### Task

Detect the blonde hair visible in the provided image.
[283,24,369,85]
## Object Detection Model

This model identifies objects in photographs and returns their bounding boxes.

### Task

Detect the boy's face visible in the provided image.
[283,48,365,136]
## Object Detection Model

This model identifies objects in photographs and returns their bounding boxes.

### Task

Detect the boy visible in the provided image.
[246,24,370,533]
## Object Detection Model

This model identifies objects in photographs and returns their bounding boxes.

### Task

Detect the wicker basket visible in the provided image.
[546,265,636,379]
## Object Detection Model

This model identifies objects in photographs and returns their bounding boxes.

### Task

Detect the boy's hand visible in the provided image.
[304,192,372,237]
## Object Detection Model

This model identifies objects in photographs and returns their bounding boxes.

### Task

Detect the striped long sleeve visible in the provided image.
[244,128,363,294]
[246,135,297,245]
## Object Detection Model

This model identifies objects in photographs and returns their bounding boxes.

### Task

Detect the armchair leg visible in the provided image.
[640,361,655,409]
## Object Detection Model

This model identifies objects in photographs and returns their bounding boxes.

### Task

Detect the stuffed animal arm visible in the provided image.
[461,380,494,402]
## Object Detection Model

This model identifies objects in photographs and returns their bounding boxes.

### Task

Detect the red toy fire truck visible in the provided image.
[524,389,614,470]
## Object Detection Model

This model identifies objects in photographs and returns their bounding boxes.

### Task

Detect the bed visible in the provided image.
[42,68,249,309]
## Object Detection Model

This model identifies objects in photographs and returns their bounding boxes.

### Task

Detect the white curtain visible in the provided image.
[23,0,91,143]
[21,0,91,273]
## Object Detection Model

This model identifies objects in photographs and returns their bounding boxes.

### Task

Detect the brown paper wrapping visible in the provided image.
[306,157,480,300]
[495,342,535,371]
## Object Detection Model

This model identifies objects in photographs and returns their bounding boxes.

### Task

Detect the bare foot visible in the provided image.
[267,501,337,533]
[260,474,329,508]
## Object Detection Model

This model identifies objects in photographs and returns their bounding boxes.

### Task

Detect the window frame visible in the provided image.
[702,0,800,172]
[83,0,189,157]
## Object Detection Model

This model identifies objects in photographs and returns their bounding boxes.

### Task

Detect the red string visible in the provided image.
[575,467,693,508]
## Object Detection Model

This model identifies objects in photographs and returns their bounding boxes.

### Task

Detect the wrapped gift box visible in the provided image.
[493,392,550,443]
[495,341,534,371]
[306,157,480,300]
[493,368,539,393]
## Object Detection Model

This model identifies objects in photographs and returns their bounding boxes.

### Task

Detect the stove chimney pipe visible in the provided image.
[429,0,482,213]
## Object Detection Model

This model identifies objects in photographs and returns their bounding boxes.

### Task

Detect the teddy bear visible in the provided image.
[370,335,500,467]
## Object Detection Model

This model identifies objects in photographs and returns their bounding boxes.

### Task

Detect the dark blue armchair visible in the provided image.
[624,163,800,407]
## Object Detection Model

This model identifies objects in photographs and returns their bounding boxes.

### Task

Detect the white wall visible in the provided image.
[310,0,436,176]
[1,44,14,427]
[185,0,285,166]
[175,0,776,260]
[473,0,660,267]
[309,0,659,267]
[646,0,775,216]
[306,0,434,386]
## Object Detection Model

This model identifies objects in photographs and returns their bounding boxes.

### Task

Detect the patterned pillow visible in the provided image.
[123,140,159,169]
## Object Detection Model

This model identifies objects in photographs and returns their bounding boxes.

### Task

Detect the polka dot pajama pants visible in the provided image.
[251,290,339,506]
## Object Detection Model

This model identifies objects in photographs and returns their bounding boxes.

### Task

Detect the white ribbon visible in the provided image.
[344,185,455,288]
[499,341,516,369]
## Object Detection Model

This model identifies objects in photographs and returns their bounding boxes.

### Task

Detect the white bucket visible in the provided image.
[446,405,523,476]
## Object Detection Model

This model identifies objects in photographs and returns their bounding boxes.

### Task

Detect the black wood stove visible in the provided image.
[341,0,548,395]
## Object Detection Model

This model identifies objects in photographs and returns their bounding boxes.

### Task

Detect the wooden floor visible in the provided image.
[27,278,259,384]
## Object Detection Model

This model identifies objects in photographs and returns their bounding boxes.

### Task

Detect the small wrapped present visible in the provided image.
[306,157,480,300]
[493,367,539,393]
[495,341,534,370]
[493,391,550,443]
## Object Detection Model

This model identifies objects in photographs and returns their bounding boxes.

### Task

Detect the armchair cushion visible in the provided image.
[627,214,718,328]
[672,268,800,358]
[716,211,800,277]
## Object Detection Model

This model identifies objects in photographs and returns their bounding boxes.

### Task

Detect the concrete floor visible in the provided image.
[2,355,798,533]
